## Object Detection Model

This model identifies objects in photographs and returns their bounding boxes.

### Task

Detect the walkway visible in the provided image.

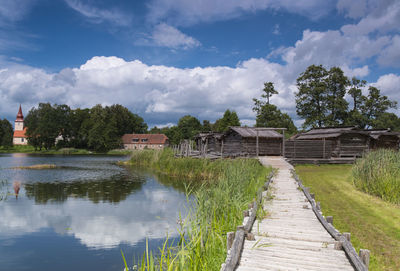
[236,156,354,271]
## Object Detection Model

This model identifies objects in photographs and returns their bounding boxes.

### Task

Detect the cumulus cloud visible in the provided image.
[65,0,132,26]
[373,73,400,101]
[151,23,201,49]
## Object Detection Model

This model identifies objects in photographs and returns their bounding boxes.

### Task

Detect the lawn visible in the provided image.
[296,165,400,271]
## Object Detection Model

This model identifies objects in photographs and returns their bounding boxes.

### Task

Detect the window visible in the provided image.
[21,138,24,142]
[141,138,148,142]
[132,138,139,142]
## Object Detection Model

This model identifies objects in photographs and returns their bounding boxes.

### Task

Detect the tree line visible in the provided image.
[25,103,147,151]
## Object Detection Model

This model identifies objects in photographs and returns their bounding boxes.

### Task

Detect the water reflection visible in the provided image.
[24,175,144,204]
[0,154,189,271]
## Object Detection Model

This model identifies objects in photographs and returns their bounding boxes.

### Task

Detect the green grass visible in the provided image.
[123,149,271,270]
[353,149,400,204]
[296,164,400,271]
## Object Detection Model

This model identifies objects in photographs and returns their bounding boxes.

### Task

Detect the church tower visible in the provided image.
[13,105,28,145]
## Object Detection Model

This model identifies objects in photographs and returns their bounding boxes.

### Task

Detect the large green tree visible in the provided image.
[296,65,329,128]
[325,67,349,126]
[177,115,202,140]
[0,119,13,147]
[253,82,297,135]
[213,109,240,132]
[362,86,397,129]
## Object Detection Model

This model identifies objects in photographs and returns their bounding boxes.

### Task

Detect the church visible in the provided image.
[13,105,28,145]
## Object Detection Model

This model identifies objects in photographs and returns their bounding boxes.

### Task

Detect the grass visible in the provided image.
[296,164,400,271]
[123,149,271,270]
[353,149,400,204]
[0,145,131,155]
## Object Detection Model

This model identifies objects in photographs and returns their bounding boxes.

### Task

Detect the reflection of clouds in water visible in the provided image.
[0,185,188,249]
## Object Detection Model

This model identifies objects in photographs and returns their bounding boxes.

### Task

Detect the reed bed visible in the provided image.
[124,149,270,270]
[353,149,400,204]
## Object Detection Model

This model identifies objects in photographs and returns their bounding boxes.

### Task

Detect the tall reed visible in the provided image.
[124,149,270,270]
[353,149,400,204]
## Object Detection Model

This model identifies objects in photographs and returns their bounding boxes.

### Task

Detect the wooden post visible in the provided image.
[323,138,326,159]
[226,232,235,251]
[316,202,321,211]
[294,140,296,159]
[343,232,351,241]
[221,140,224,158]
[326,216,333,224]
[359,249,370,269]
[256,129,259,157]
[282,129,285,157]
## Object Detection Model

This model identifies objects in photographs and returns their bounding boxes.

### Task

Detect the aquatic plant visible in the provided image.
[353,149,400,204]
[123,149,270,270]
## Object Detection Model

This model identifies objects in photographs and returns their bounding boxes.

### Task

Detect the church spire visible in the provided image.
[16,104,24,121]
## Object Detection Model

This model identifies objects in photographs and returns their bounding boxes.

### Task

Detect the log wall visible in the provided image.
[285,140,333,159]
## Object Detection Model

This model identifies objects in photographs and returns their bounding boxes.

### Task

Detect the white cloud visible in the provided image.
[65,0,132,26]
[0,0,35,23]
[146,0,335,26]
[151,23,201,49]
[377,35,400,68]
[373,73,400,101]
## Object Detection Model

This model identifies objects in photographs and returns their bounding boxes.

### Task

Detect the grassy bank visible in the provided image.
[124,149,270,270]
[296,164,400,271]
[0,145,132,155]
[353,149,400,204]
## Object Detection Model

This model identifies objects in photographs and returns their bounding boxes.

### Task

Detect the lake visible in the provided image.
[0,153,189,271]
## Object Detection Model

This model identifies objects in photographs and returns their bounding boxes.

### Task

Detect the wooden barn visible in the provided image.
[293,127,370,158]
[222,127,284,156]
[367,129,400,150]
[194,132,223,153]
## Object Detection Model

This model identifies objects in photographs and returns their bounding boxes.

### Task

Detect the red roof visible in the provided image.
[16,105,24,121]
[122,134,168,145]
[14,127,27,138]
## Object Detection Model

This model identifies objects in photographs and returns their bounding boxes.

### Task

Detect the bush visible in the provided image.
[353,149,400,204]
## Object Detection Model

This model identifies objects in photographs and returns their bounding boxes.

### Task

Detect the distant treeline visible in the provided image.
[149,109,240,145]
[0,119,13,148]
[25,103,147,152]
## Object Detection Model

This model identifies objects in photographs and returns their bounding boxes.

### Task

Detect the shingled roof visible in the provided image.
[229,127,283,138]
[122,134,168,145]
[295,126,368,140]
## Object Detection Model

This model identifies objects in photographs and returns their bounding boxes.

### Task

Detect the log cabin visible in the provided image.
[222,127,284,156]
[122,134,169,150]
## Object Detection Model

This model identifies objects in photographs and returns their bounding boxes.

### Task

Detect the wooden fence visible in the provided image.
[220,171,274,271]
[291,170,370,271]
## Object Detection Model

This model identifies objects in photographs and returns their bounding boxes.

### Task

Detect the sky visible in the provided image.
[0,0,399,128]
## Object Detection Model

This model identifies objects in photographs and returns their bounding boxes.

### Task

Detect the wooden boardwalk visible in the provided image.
[236,157,354,271]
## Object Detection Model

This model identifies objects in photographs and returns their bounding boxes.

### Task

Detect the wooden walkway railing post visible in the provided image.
[291,169,370,271]
[220,171,274,271]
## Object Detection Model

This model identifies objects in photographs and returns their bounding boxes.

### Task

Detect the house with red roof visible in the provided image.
[121,134,169,150]
[13,105,28,145]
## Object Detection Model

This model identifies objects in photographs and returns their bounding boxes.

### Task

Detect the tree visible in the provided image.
[296,65,329,128]
[346,77,368,128]
[362,86,397,128]
[177,115,202,140]
[213,109,240,132]
[372,113,400,131]
[254,104,297,135]
[325,67,349,126]
[0,119,13,147]
[201,120,212,132]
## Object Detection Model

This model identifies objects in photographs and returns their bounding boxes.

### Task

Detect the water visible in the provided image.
[0,154,189,271]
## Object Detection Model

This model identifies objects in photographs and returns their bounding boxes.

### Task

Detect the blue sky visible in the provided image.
[0,0,399,127]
